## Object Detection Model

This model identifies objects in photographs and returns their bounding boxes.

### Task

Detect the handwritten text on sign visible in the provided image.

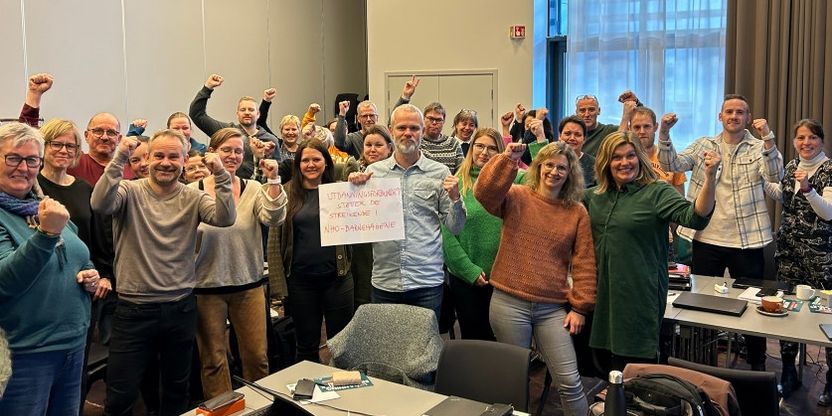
[319,178,405,246]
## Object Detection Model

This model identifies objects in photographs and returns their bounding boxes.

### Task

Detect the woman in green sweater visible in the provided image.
[441,128,518,340]
[585,132,718,372]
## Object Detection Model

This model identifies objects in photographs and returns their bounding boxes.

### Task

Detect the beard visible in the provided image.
[150,167,181,186]
[395,140,419,156]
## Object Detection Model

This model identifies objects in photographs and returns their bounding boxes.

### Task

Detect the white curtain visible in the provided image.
[567,0,727,149]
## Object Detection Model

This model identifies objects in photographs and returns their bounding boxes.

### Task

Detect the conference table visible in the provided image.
[186,360,530,415]
[664,275,832,376]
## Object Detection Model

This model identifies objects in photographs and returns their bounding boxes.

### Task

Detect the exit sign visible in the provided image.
[510,25,526,39]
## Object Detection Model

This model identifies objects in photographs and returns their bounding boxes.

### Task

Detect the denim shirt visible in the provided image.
[367,154,466,291]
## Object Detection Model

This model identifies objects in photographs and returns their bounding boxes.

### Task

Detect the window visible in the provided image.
[543,0,727,151]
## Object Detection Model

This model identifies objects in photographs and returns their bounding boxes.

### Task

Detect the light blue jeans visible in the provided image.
[489,289,588,416]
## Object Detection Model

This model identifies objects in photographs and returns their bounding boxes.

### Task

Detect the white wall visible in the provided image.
[366,0,534,127]
[0,0,368,145]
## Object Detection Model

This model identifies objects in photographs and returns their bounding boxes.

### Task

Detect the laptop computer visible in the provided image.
[672,292,749,316]
[731,278,794,294]
[422,396,512,416]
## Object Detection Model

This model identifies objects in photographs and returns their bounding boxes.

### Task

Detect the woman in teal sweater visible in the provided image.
[0,122,99,414]
[441,127,521,340]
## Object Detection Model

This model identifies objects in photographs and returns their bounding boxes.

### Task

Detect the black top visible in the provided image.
[38,173,115,282]
[291,189,337,277]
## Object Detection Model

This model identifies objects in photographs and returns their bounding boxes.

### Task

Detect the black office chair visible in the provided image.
[434,340,531,412]
[668,357,780,416]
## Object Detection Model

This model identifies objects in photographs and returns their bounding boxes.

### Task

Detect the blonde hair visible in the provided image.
[594,131,657,194]
[40,119,83,168]
[279,114,301,132]
[524,141,584,205]
[458,128,505,195]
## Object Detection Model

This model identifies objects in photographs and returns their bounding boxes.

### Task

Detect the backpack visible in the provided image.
[624,373,721,416]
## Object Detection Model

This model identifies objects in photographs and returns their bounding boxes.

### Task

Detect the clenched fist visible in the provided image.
[205,74,224,89]
[28,73,54,94]
[38,197,69,235]
[203,152,226,175]
[119,136,139,156]
[443,175,460,202]
[263,88,277,102]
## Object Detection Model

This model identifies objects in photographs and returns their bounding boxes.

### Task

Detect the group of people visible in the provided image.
[0,70,829,416]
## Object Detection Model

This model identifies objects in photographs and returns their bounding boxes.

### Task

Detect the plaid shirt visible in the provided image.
[658,130,784,248]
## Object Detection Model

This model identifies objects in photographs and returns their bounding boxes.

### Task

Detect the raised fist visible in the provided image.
[443,175,460,202]
[28,73,54,94]
[308,103,321,114]
[505,142,527,162]
[339,101,350,117]
[500,111,514,127]
[260,159,279,180]
[263,88,277,102]
[203,152,226,174]
[38,197,70,235]
[659,113,678,136]
[752,119,771,137]
[131,119,148,129]
[119,136,139,155]
[205,74,224,89]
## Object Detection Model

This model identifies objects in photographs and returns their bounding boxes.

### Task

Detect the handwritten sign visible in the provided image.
[319,178,404,246]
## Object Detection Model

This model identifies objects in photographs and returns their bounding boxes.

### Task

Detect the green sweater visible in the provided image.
[585,181,710,358]
[441,167,522,285]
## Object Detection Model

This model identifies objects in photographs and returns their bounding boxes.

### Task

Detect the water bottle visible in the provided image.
[605,370,626,416]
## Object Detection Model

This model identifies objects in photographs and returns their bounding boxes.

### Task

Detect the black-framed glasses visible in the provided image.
[47,141,80,152]
[425,116,445,124]
[88,127,120,138]
[576,94,598,103]
[3,154,43,168]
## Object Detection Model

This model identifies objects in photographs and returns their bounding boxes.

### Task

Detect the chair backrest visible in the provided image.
[327,303,442,390]
[434,340,531,412]
[668,357,779,416]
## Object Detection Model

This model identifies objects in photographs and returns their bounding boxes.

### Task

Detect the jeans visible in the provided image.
[372,284,444,319]
[489,289,588,416]
[692,240,767,367]
[286,273,354,363]
[449,275,495,341]
[196,286,269,399]
[0,346,85,416]
[104,295,197,416]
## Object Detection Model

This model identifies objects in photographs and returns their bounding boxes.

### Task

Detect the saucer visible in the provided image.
[755,305,788,317]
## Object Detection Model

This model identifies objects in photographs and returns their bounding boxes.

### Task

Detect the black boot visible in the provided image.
[819,385,832,407]
[780,342,801,399]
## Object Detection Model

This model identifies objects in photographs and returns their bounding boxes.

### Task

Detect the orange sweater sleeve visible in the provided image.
[567,207,597,314]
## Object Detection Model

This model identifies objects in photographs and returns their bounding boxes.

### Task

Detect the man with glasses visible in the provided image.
[67,113,135,185]
[576,92,635,157]
[420,103,465,173]
[189,74,280,182]
[334,76,419,160]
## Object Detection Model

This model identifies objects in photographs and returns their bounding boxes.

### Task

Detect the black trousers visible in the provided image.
[449,275,495,341]
[285,273,354,363]
[692,240,767,366]
[104,295,197,416]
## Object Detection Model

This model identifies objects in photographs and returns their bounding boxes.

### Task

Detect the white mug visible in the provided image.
[796,284,816,301]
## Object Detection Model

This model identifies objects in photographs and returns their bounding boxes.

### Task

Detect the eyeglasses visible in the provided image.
[3,154,43,169]
[458,109,478,116]
[358,113,379,120]
[88,128,120,138]
[576,94,598,103]
[472,143,499,154]
[425,116,445,124]
[47,141,80,152]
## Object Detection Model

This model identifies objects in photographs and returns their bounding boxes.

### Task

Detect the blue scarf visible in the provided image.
[0,191,40,217]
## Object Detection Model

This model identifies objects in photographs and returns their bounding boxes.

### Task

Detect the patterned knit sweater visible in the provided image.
[420,134,464,173]
[474,154,597,314]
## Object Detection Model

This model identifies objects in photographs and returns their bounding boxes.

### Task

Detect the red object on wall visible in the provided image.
[510,25,526,39]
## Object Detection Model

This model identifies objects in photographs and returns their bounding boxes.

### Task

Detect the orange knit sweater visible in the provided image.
[474,154,596,314]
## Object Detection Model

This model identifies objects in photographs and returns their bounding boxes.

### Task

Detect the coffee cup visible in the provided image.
[796,284,816,301]
[761,296,784,313]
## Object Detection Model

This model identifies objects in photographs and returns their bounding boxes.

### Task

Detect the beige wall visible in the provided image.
[0,0,368,145]
[366,0,534,127]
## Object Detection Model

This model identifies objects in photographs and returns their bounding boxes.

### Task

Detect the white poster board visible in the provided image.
[319,178,405,246]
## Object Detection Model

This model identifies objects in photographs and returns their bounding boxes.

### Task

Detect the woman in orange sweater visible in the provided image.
[474,136,596,416]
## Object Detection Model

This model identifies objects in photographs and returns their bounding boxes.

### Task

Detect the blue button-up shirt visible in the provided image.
[367,154,466,291]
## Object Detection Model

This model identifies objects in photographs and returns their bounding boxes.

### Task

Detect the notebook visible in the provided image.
[672,292,749,316]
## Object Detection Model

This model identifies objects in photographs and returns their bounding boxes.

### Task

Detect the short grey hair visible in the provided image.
[0,122,44,156]
[390,104,424,127]
[149,129,190,154]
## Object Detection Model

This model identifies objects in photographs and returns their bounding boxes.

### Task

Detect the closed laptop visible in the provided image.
[672,292,748,316]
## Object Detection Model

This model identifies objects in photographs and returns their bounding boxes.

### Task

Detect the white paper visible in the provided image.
[318,179,405,246]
